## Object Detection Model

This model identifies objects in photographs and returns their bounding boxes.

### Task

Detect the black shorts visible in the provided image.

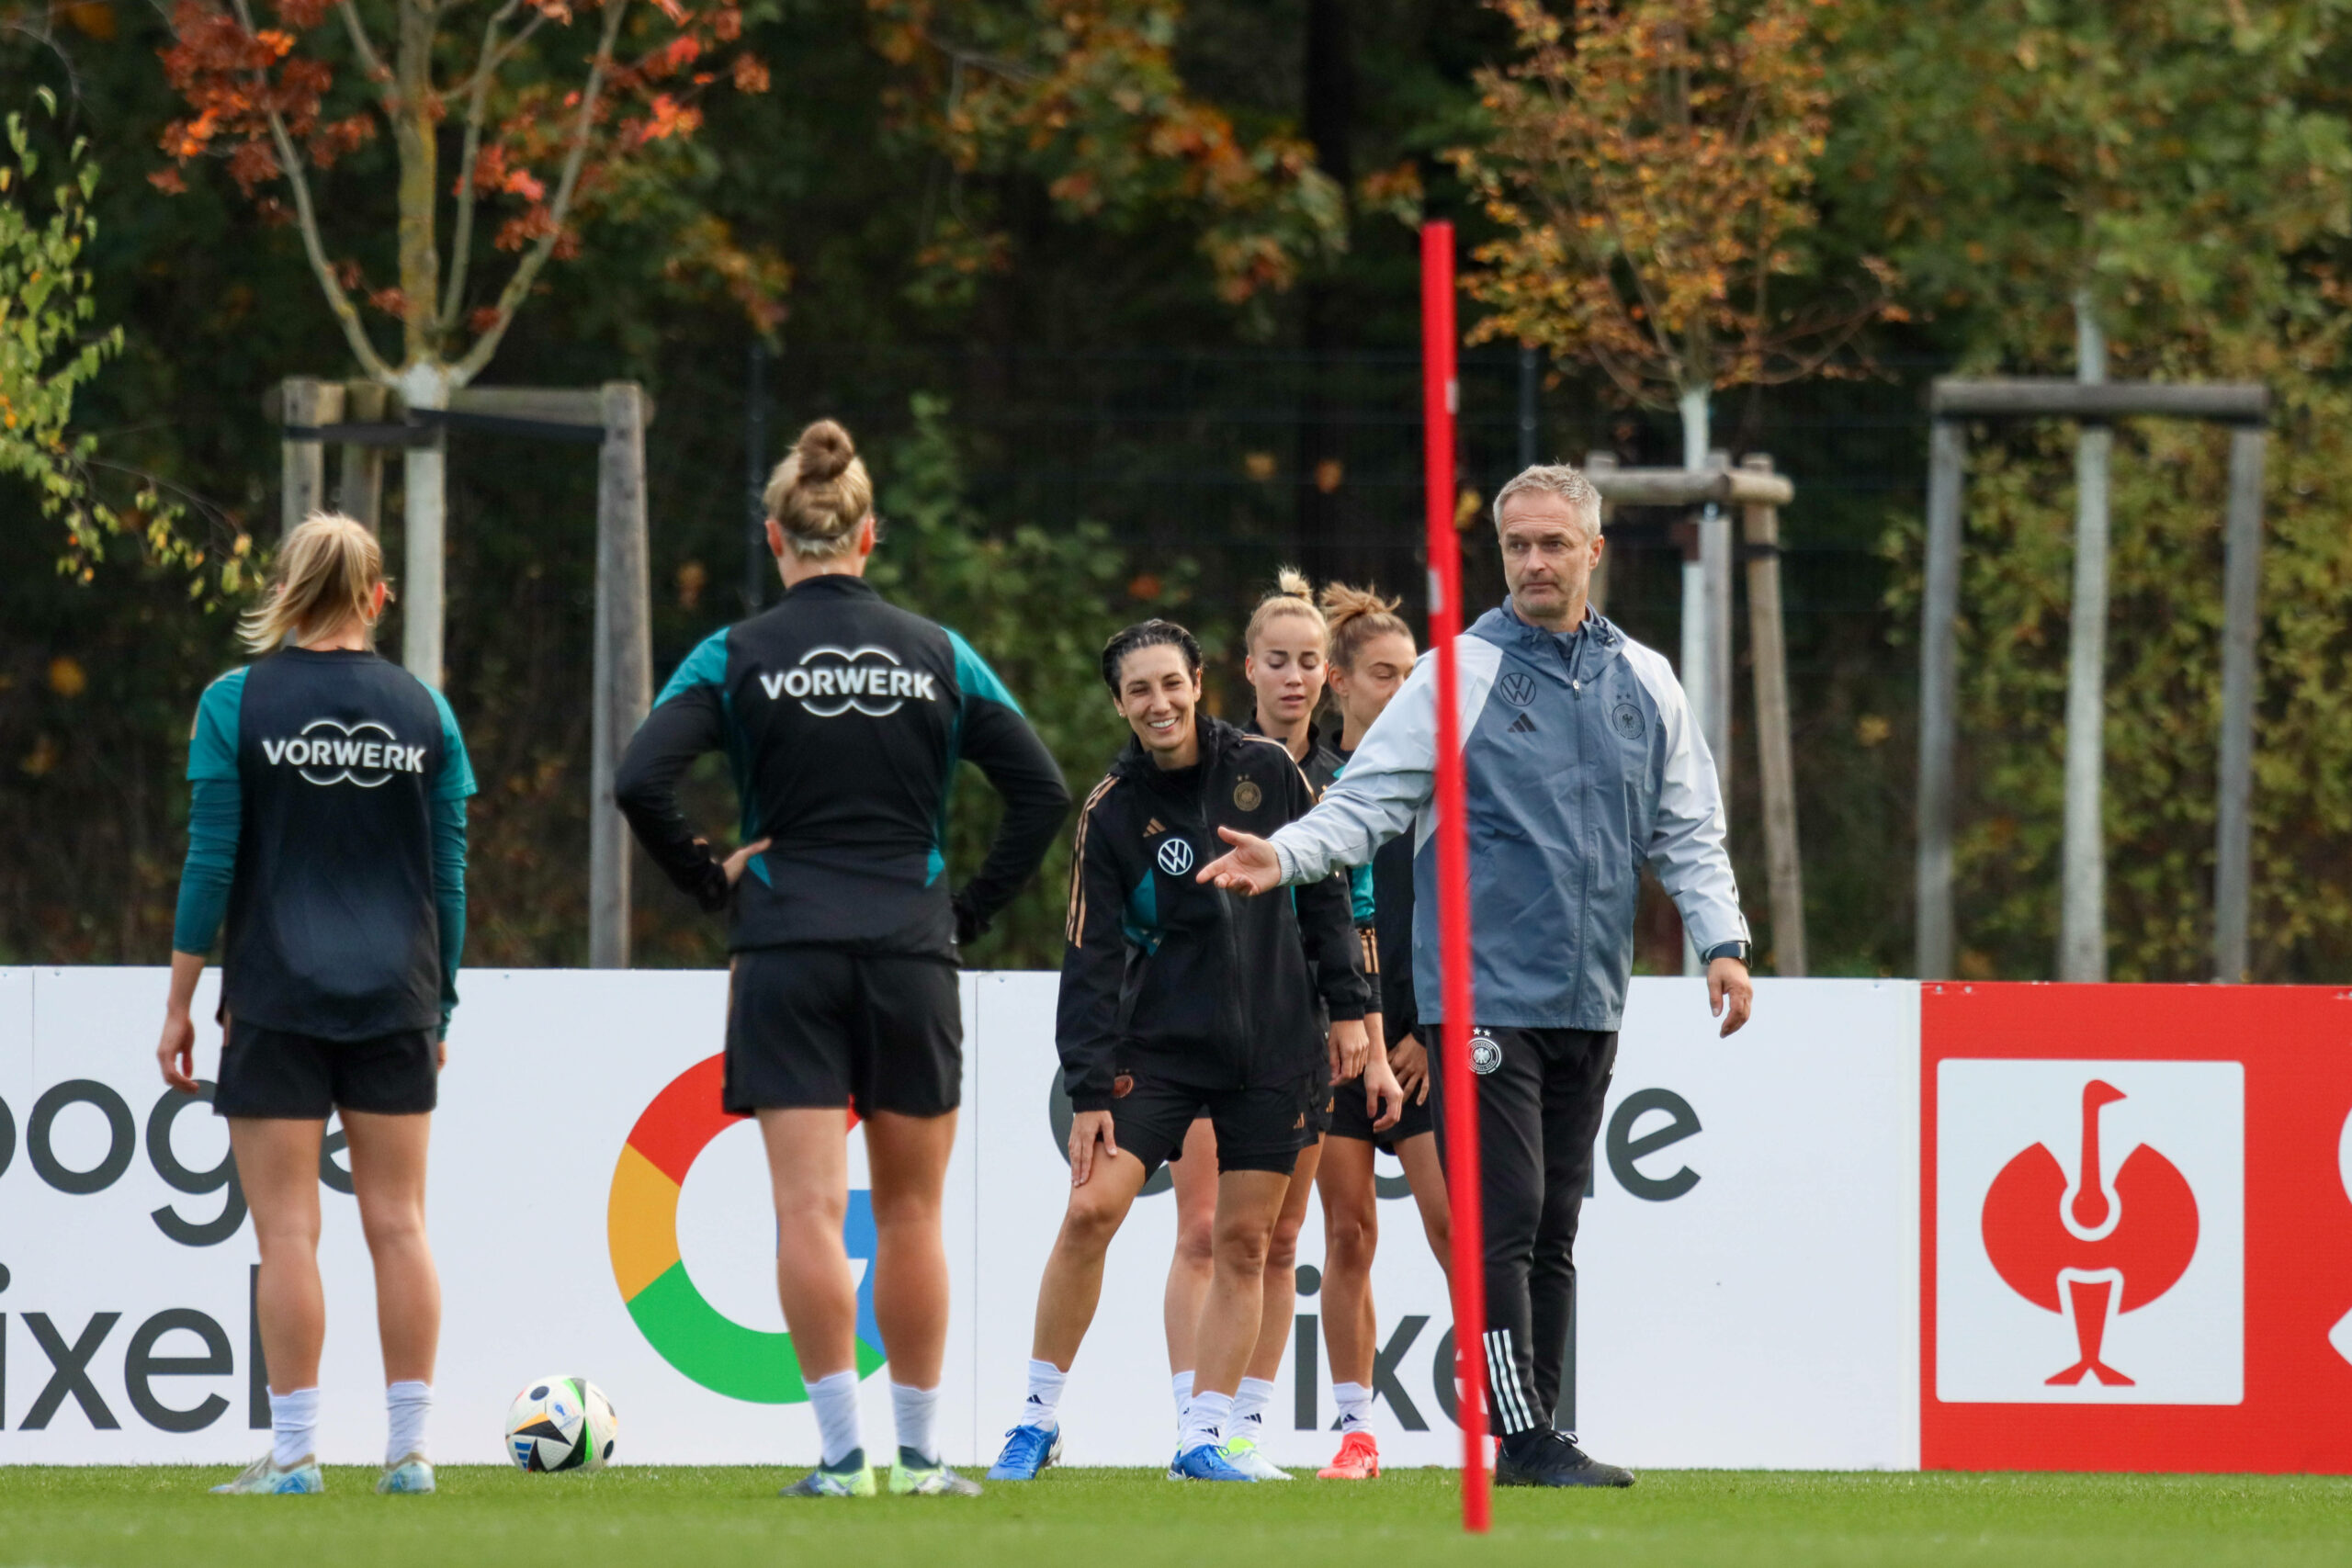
[1327,1071,1435,1150]
[725,946,961,1118]
[214,1019,438,1119]
[1113,1071,1317,1179]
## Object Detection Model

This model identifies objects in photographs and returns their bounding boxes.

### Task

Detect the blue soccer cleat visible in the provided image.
[210,1454,324,1495]
[1167,1442,1256,1482]
[987,1424,1062,1481]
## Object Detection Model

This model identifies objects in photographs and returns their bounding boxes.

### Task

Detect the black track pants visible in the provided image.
[1430,1025,1616,1436]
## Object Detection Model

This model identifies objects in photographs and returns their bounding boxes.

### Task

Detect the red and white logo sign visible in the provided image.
[1922,984,2352,1474]
[1936,1059,2241,1404]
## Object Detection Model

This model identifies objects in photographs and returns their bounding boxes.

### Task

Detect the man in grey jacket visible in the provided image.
[1200,462,1753,1487]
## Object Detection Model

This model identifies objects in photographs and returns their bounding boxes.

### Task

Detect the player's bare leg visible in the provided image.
[220,1117,329,1494]
[759,1108,859,1378]
[1166,1168,1288,1475]
[1220,1138,1321,1477]
[1030,1150,1154,1368]
[1395,1131,1451,1268]
[1161,1118,1218,1422]
[345,1109,442,1493]
[1312,1134,1383,1478]
[863,1111,957,1388]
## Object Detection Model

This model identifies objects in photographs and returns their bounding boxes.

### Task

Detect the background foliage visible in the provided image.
[7,0,2352,981]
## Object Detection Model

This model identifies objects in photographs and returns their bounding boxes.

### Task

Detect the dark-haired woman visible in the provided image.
[616,420,1069,1498]
[987,620,1371,1483]
[1160,570,1399,1479]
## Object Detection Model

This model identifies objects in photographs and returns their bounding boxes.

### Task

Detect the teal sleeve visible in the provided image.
[655,626,732,708]
[946,627,1023,715]
[172,671,246,954]
[432,793,467,1033]
[428,686,479,802]
[172,780,241,954]
[1347,862,1376,926]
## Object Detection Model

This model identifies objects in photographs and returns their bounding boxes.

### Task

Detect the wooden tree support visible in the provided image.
[1914,377,2269,985]
[1580,452,1809,976]
[269,377,659,969]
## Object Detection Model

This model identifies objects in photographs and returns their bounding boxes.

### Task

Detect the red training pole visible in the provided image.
[1421,220,1488,1535]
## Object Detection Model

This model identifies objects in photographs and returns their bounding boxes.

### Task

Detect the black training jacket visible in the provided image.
[1057,716,1369,1111]
[615,574,1069,957]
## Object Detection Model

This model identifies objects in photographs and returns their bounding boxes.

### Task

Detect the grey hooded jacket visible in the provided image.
[1267,600,1747,1032]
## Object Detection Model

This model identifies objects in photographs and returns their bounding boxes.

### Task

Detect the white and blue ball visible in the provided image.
[504,1375,618,1472]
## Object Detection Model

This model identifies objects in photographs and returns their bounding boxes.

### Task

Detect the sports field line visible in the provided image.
[1,1466,2346,1568]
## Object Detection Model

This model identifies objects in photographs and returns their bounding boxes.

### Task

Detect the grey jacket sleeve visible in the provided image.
[1622,643,1749,953]
[1267,651,1442,886]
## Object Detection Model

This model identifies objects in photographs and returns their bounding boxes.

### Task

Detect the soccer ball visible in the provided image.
[504,1374,619,1472]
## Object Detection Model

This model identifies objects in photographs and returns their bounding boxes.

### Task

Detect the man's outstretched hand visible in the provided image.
[1197,826,1284,895]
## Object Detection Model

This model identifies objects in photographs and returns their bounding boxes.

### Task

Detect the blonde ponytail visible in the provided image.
[763,418,874,559]
[239,512,387,654]
[1318,580,1412,671]
[1245,566,1326,653]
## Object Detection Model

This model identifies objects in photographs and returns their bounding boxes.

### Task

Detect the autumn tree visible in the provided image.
[153,0,786,681]
[865,0,1347,317]
[1453,0,1894,464]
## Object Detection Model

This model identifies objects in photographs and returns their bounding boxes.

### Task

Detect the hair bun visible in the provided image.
[1274,567,1314,601]
[796,419,855,484]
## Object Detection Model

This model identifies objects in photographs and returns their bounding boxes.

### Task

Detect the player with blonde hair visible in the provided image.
[159,512,474,1495]
[617,419,1069,1497]
[1310,581,1450,1480]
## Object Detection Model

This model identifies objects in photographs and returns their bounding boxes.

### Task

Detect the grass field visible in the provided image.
[4,1467,2349,1568]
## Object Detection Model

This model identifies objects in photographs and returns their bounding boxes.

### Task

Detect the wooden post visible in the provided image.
[1584,449,1616,614]
[591,382,654,970]
[1916,419,1966,979]
[336,381,388,531]
[2059,294,2112,982]
[398,363,450,688]
[1742,456,1805,976]
[1702,448,1736,807]
[278,377,341,534]
[2212,426,2267,982]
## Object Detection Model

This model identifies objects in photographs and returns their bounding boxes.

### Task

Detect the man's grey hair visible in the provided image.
[1493,463,1603,534]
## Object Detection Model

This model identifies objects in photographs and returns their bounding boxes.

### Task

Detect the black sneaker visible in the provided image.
[1494,1428,1634,1488]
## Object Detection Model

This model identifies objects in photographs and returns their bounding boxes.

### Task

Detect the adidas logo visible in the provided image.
[1143,817,1166,837]
[1508,713,1537,734]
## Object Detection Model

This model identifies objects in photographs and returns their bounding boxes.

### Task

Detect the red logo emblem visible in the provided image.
[1979,1079,2199,1387]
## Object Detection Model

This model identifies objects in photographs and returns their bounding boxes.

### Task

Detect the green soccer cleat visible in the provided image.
[889,1449,984,1496]
[781,1449,877,1497]
[377,1454,435,1494]
[1219,1432,1292,1481]
[211,1455,324,1495]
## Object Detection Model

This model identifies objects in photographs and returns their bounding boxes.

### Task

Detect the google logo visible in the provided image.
[605,1055,884,1402]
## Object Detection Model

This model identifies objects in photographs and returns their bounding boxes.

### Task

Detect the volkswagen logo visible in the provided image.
[1156,837,1194,876]
[1497,671,1537,707]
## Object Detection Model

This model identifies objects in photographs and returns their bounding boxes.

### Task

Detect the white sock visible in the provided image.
[807,1370,863,1467]
[1333,1381,1374,1433]
[891,1382,941,1464]
[1179,1389,1232,1454]
[269,1386,320,1469]
[1170,1369,1194,1419]
[385,1380,431,1465]
[1022,1358,1067,1431]
[1233,1376,1275,1429]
